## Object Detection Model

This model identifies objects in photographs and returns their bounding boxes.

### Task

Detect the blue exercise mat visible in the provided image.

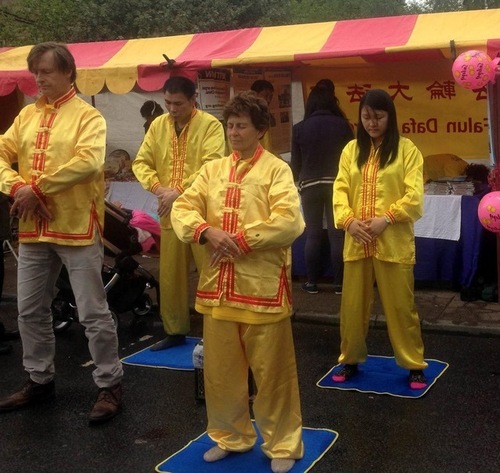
[121,336,201,371]
[155,424,338,473]
[317,355,448,399]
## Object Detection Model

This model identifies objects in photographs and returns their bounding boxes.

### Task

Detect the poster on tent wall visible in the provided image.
[299,60,490,161]
[233,68,292,156]
[233,68,264,93]
[265,70,292,156]
[197,69,231,120]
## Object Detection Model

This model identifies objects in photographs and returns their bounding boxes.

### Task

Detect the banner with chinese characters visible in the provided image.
[299,60,490,160]
[197,69,231,120]
[233,68,293,155]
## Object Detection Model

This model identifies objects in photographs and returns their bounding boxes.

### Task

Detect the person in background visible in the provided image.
[171,91,304,473]
[314,79,348,117]
[140,100,164,133]
[250,79,274,107]
[333,89,428,389]
[291,86,353,294]
[0,42,124,421]
[250,79,276,152]
[133,76,225,351]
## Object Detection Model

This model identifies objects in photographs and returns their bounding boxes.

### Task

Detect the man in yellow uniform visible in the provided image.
[133,76,225,350]
[0,42,123,423]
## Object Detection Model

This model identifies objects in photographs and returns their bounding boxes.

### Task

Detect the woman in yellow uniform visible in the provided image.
[333,89,428,389]
[171,92,304,473]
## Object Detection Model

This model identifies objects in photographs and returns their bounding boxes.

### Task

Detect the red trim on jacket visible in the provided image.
[31,183,46,204]
[151,182,161,194]
[10,182,26,198]
[196,263,289,309]
[194,223,211,243]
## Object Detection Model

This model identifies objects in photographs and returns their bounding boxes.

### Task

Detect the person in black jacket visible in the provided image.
[291,85,353,294]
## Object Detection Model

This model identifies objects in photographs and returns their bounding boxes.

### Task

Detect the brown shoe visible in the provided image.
[0,379,55,412]
[88,383,122,425]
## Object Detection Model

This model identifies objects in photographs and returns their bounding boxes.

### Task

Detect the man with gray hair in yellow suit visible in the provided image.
[0,42,123,424]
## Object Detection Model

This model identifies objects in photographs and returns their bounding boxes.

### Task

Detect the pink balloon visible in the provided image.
[478,191,500,233]
[452,50,495,90]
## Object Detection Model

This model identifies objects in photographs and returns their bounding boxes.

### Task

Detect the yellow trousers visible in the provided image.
[158,228,204,335]
[203,315,304,459]
[339,258,427,370]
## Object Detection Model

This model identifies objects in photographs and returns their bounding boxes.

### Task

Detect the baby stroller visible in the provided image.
[51,200,160,333]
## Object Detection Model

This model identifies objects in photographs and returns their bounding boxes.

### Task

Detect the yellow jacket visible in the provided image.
[333,137,424,264]
[171,147,305,318]
[132,108,225,229]
[0,88,106,245]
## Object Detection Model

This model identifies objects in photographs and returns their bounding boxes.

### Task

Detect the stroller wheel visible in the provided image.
[51,298,75,333]
[132,294,153,317]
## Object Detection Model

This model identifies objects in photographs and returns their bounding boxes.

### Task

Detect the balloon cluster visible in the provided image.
[452,50,500,90]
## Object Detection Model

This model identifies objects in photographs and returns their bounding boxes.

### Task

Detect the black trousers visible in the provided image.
[300,184,344,286]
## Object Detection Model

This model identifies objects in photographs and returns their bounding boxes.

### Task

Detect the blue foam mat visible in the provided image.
[121,336,201,371]
[317,355,448,398]
[155,425,338,473]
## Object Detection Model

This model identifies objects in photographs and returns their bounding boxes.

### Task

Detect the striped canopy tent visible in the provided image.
[1,8,500,97]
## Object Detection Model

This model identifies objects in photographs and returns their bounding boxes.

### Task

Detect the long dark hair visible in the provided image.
[304,87,347,120]
[313,78,348,120]
[356,89,399,169]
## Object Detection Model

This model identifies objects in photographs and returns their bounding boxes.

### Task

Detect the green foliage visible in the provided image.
[288,0,408,23]
[0,0,496,46]
[413,0,500,12]
[463,0,500,9]
[0,0,293,45]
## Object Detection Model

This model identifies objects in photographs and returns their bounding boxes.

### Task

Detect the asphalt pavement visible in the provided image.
[1,251,500,473]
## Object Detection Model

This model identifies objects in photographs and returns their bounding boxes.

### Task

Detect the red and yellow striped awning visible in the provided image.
[1,8,499,97]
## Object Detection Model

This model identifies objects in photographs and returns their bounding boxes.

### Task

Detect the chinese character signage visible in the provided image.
[299,60,490,160]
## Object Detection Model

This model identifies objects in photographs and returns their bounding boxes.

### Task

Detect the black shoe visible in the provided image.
[302,282,319,294]
[0,342,12,355]
[332,364,358,383]
[0,379,55,412]
[409,370,428,390]
[150,335,186,351]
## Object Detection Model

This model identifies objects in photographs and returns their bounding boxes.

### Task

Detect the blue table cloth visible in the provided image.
[291,194,489,289]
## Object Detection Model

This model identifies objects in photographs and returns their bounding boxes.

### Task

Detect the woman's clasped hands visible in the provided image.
[347,216,389,244]
[202,227,242,267]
